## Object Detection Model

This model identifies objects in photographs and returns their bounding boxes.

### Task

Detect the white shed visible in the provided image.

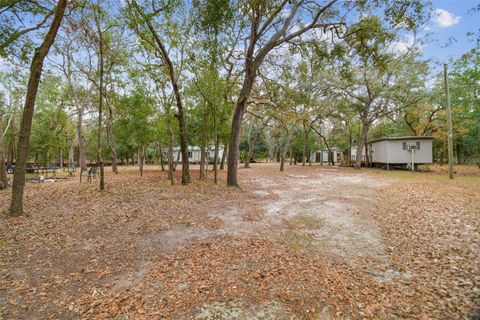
[368,136,433,169]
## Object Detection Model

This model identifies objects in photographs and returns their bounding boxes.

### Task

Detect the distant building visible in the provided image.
[309,148,340,164]
[172,146,224,164]
[341,146,367,166]
[368,136,433,170]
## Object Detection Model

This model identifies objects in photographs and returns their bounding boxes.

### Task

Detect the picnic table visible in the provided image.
[24,164,64,182]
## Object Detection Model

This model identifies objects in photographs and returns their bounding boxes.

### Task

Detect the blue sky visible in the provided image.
[1,1,478,74]
[422,1,479,64]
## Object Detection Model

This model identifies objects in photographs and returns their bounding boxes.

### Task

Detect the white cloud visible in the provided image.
[433,8,460,28]
[392,35,414,54]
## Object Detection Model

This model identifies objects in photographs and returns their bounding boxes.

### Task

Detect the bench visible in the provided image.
[80,166,97,183]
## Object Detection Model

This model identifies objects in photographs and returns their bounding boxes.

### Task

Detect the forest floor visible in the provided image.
[0,163,479,319]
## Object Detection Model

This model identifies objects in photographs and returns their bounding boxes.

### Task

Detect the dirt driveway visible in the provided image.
[1,164,479,319]
[147,165,391,263]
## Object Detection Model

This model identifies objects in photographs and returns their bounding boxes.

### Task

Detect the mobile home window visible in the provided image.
[403,142,407,150]
[188,151,193,158]
[416,142,421,150]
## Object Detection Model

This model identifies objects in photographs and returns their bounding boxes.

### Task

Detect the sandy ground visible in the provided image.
[0,163,479,319]
[153,166,391,263]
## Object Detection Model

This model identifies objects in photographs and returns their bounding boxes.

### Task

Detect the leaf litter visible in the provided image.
[0,165,478,319]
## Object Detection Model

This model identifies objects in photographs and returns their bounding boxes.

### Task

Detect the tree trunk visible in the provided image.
[302,130,308,166]
[211,100,219,183]
[220,143,227,170]
[0,111,8,189]
[246,127,263,169]
[200,108,208,180]
[355,124,369,169]
[7,123,14,166]
[68,143,75,175]
[139,145,145,176]
[106,103,118,174]
[280,150,285,172]
[166,110,174,184]
[76,105,87,171]
[244,148,251,168]
[167,46,190,185]
[95,6,105,191]
[9,0,67,216]
[66,64,87,171]
[227,64,256,187]
[200,144,206,180]
[280,129,294,172]
[59,148,63,168]
[289,146,293,165]
[348,125,353,167]
[213,136,219,184]
[158,141,165,171]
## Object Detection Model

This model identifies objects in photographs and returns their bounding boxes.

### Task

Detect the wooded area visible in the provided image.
[0,1,478,206]
[0,0,479,319]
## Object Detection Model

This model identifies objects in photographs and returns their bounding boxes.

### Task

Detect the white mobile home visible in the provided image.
[173,146,201,163]
[309,148,340,164]
[340,146,367,166]
[172,146,224,164]
[368,136,433,169]
[350,146,367,163]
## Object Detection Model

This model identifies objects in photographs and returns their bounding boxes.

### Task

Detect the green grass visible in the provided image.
[290,214,324,229]
[278,230,315,251]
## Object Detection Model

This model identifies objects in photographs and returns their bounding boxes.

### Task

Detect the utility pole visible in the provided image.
[444,64,454,179]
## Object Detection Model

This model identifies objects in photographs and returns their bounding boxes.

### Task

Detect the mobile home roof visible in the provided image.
[368,136,434,144]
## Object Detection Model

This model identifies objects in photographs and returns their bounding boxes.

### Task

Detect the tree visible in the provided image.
[226,0,428,184]
[448,33,480,164]
[127,0,191,185]
[0,1,54,59]
[53,37,89,171]
[9,0,67,216]
[242,110,270,168]
[0,91,10,189]
[29,75,72,165]
[292,41,333,166]
[332,17,427,168]
[226,0,345,186]
[116,89,156,176]
[262,70,301,171]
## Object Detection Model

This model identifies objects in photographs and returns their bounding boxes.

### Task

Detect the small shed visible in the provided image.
[368,136,433,169]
